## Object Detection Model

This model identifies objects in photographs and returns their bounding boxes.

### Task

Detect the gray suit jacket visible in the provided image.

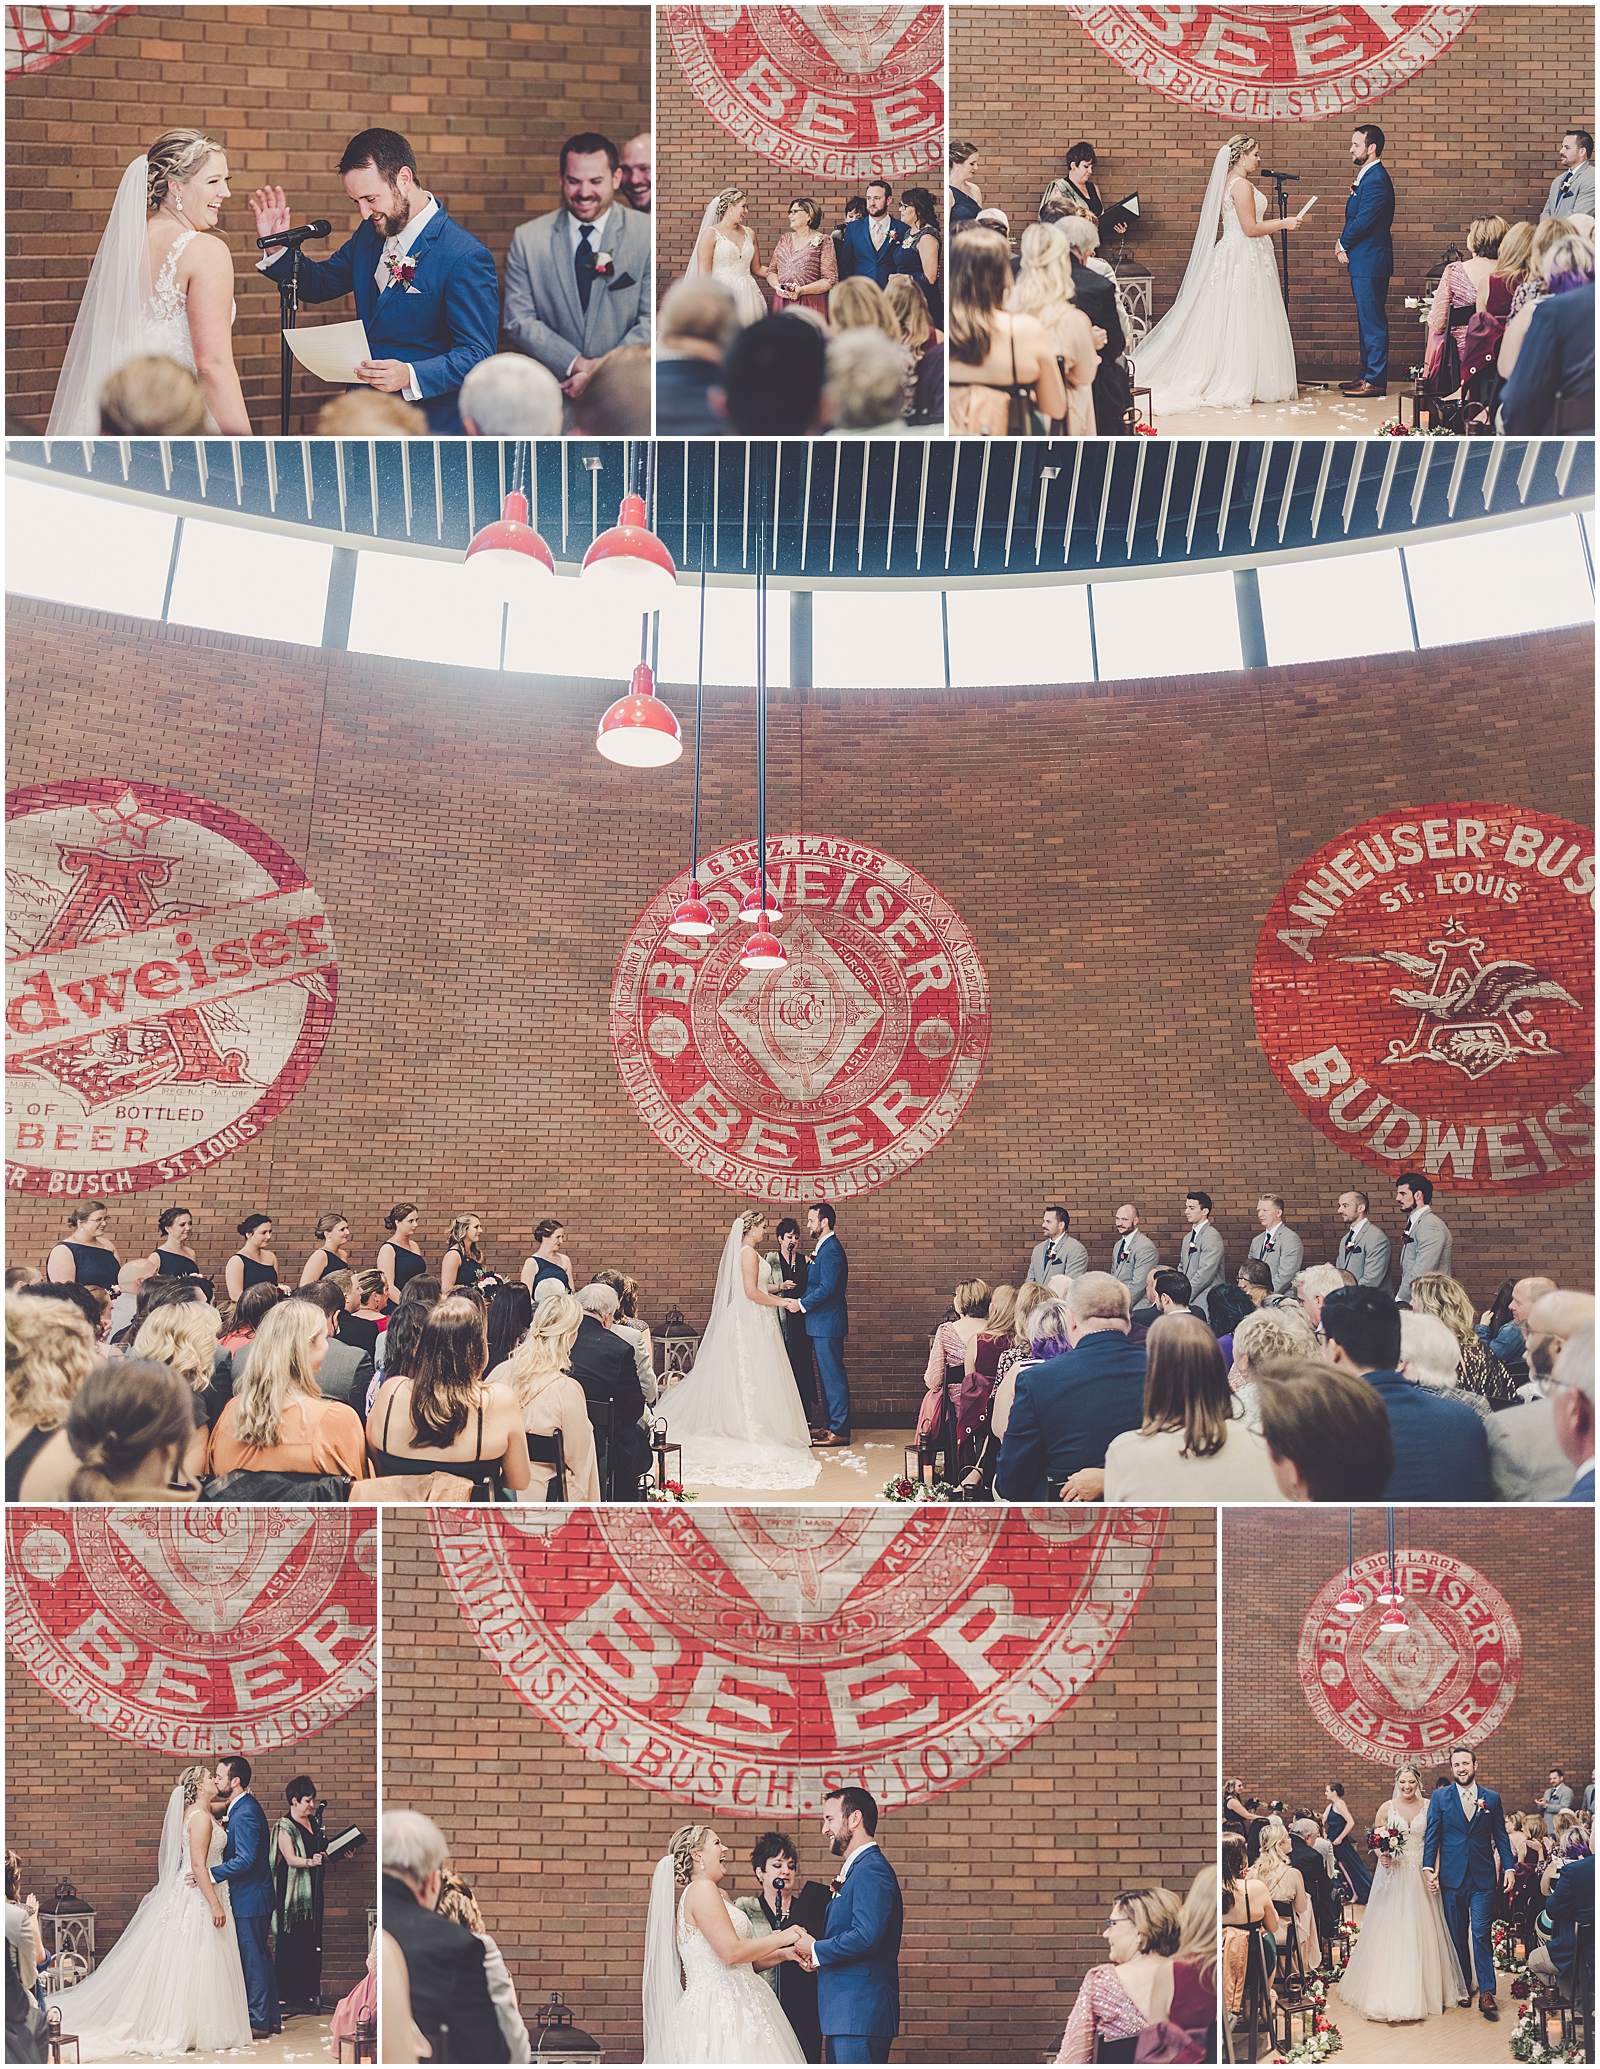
[1396,1209,1452,1301]
[1336,1220,1391,1288]
[1545,161,1597,219]
[502,205,652,376]
[1027,1235,1089,1285]
[1249,1224,1304,1295]
[1177,1222,1224,1300]
[1110,1230,1158,1292]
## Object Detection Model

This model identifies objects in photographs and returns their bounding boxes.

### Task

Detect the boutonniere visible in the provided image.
[385,252,419,290]
[593,249,615,279]
[829,1877,842,1896]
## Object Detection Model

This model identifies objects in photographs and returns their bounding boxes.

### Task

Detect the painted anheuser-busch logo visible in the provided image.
[5,4,134,76]
[6,1510,377,1756]
[434,1508,1165,1818]
[1067,4,1477,121]
[5,781,338,1197]
[1252,804,1594,1194]
[1298,1549,1521,1768]
[665,4,944,180]
[610,835,990,1201]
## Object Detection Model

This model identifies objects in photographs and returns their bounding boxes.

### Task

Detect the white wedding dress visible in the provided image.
[1134,150,1299,413]
[53,1791,253,2057]
[708,232,767,327]
[643,1867,805,2065]
[657,1223,821,1490]
[1336,1801,1468,2023]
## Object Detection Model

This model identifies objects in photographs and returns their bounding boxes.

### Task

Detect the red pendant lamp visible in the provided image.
[1332,1510,1363,1615]
[1377,1509,1407,1629]
[596,448,682,766]
[669,543,715,938]
[581,441,677,609]
[462,444,554,600]
[740,529,785,971]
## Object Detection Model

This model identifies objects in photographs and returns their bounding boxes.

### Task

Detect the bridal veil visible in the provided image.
[47,157,154,435]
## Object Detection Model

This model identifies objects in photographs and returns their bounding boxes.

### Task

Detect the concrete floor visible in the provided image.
[1322,1957,1521,2064]
[1151,379,1412,439]
[677,1428,923,1503]
[65,2011,335,2067]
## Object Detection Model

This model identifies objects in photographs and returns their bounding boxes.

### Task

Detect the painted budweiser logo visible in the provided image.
[5,3,133,77]
[1252,803,1594,1195]
[5,781,338,1197]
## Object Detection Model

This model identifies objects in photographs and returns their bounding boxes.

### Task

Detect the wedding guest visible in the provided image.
[1423,216,1509,383]
[656,279,738,432]
[25,1280,113,1345]
[1550,1318,1595,1501]
[367,1295,529,1499]
[441,1214,488,1293]
[3,1267,41,1291]
[1237,1260,1275,1308]
[828,277,900,340]
[207,1297,367,1485]
[1477,1274,1553,1376]
[274,1779,326,2017]
[99,355,207,434]
[1104,1311,1284,1501]
[458,353,564,435]
[949,1284,1012,1466]
[496,1289,598,1501]
[291,1279,376,1411]
[568,1283,650,1498]
[314,392,428,435]
[949,228,1066,433]
[1406,1273,1517,1406]
[372,1291,432,1412]
[995,1273,1145,1500]
[1170,1867,1217,2053]
[108,1271,204,1349]
[503,133,651,408]
[1052,214,1134,432]
[1529,1842,1595,2006]
[571,345,651,434]
[1057,1886,1182,2062]
[299,1212,352,1285]
[1500,231,1594,431]
[1009,222,1098,433]
[1320,1284,1492,1498]
[434,1871,530,2061]
[225,1215,281,1302]
[893,187,942,322]
[1399,1310,1483,1409]
[1543,129,1596,219]
[1229,1303,1318,1429]
[378,1204,428,1305]
[590,1270,656,1406]
[118,1205,202,1293]
[764,198,837,314]
[884,276,944,428]
[838,178,904,287]
[1221,1835,1281,2020]
[824,327,909,434]
[338,1270,390,1360]
[485,1283,534,1376]
[721,315,829,434]
[619,132,652,215]
[45,1201,121,1290]
[1496,221,1542,318]
[5,1292,98,1501]
[131,1296,227,1475]
[1254,1816,1319,1974]
[1255,1359,1395,1501]
[381,1812,510,2064]
[62,1355,195,1503]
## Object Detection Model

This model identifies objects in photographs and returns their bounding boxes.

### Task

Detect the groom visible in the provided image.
[1335,123,1396,398]
[1422,1743,1515,2020]
[793,1789,902,2064]
[253,127,499,434]
[800,1202,850,1446]
[211,1756,279,2037]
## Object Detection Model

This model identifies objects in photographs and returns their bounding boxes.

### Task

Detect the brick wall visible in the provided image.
[4,600,1593,1422]
[383,1505,1216,2062]
[4,4,650,431]
[949,6,1596,374]
[4,1653,377,2002]
[1221,1508,1594,1828]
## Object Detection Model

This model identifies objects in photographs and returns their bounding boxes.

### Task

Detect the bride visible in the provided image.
[52,1765,253,2056]
[1134,134,1310,413]
[1337,1764,1468,2023]
[686,189,768,327]
[643,1823,807,2064]
[658,1210,821,1490]
[47,128,252,435]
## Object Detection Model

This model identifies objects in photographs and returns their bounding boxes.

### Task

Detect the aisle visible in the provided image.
[1152,380,1406,440]
[680,1429,919,1503]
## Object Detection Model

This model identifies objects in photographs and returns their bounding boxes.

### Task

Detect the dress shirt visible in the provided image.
[833,1839,879,1888]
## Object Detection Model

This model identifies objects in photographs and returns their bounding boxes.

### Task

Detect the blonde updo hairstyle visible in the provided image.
[670,1823,714,1887]
[714,188,744,223]
[739,1208,766,1239]
[1226,134,1259,175]
[1466,215,1510,258]
[179,1763,213,1814]
[1394,1762,1423,1795]
[147,129,226,214]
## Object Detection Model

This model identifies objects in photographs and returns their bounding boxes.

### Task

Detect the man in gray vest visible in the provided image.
[1394,1172,1452,1302]
[1335,1188,1391,1288]
[1178,1191,1225,1304]
[1027,1204,1088,1285]
[1109,1204,1157,1295]
[1248,1195,1304,1296]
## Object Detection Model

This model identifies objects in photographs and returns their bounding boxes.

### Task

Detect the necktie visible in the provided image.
[576,222,596,312]
[1117,1240,1127,1267]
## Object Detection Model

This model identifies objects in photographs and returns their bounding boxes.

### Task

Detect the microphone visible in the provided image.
[257,221,331,250]
[1259,171,1298,181]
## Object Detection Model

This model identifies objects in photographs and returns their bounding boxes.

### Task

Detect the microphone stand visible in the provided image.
[258,226,329,435]
[1261,168,1298,310]
[310,1803,327,2012]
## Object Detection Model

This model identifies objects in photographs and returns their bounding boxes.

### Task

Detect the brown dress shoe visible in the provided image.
[1340,381,1385,397]
[1457,1996,1473,2009]
[1479,1992,1498,2019]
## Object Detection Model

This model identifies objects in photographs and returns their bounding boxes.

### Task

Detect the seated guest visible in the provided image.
[1294,1264,1347,1332]
[313,392,428,436]
[4,1266,42,1290]
[1287,1820,1339,1946]
[100,355,207,434]
[496,1290,597,1501]
[337,1270,389,1360]
[1400,1309,1490,1415]
[1051,213,1133,433]
[1423,216,1508,384]
[567,1283,651,1499]
[1237,1260,1275,1308]
[1229,1304,1318,1430]
[656,278,738,433]
[66,1358,197,1502]
[590,1270,656,1405]
[1255,1359,1396,1501]
[1500,231,1594,429]
[366,1296,530,1500]
[1319,1285,1493,1499]
[5,1292,98,1502]
[995,1273,1145,1501]
[1551,1319,1595,1502]
[571,344,651,433]
[1478,1275,1553,1378]
[1496,222,1542,319]
[1009,221,1099,434]
[381,1812,510,2064]
[826,277,901,344]
[434,1871,530,2062]
[220,1282,282,1366]
[1104,1312,1284,1501]
[1130,1268,1198,1345]
[1407,1272,1517,1406]
[1530,1844,1595,2004]
[1056,1886,1181,2063]
[484,1283,534,1378]
[824,326,909,434]
[458,352,564,436]
[884,275,945,428]
[1253,1817,1319,1974]
[208,1296,367,1485]
[720,314,829,434]
[1207,1284,1256,1367]
[921,1279,991,1409]
[131,1297,228,1477]
[373,1293,432,1411]
[1171,1867,1218,2057]
[1221,1837,1281,2019]
[290,1278,377,1410]
[949,228,1066,434]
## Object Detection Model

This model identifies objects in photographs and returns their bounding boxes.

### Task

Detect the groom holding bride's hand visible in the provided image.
[792,1789,902,2065]
[1422,1744,1514,2021]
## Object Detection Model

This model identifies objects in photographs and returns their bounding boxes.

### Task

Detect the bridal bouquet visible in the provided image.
[1367,1820,1404,1859]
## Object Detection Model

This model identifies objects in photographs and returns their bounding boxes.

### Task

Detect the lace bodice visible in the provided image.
[711,231,755,283]
[1375,1802,1428,1873]
[141,229,235,370]
[679,1892,750,1982]
[1220,177,1269,243]
[664,1888,805,2062]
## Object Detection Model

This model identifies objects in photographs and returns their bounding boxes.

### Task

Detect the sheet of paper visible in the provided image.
[283,319,371,385]
[1297,196,1319,218]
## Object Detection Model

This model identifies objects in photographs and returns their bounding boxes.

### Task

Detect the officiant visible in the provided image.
[736,1833,829,2063]
[767,1219,819,1425]
[251,128,498,436]
[1039,143,1132,239]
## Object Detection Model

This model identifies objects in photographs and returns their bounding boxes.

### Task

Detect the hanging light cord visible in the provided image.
[756,519,767,914]
[691,522,706,884]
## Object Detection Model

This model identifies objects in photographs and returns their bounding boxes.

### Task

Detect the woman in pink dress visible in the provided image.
[1057,1889,1183,2063]
[763,198,837,320]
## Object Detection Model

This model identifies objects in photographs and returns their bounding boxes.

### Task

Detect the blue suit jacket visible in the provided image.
[1362,1371,1494,1502]
[1545,1854,1595,1994]
[803,1237,848,1340]
[1422,1782,1513,1893]
[994,1329,1147,1500]
[838,217,905,289]
[1339,162,1395,275]
[263,202,499,433]
[1501,283,1595,434]
[1560,1463,1595,1504]
[211,1792,274,1917]
[815,1847,902,2040]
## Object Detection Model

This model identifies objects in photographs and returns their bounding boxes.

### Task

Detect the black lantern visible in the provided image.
[534,1990,604,2063]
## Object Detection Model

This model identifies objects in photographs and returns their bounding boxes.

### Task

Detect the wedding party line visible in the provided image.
[6,1173,1593,1506]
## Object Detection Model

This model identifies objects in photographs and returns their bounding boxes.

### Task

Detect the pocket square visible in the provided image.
[607,271,636,292]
